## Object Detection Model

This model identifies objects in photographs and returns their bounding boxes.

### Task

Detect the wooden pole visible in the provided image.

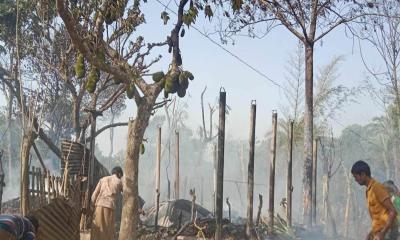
[200,177,204,206]
[268,111,278,235]
[215,90,226,240]
[175,131,180,199]
[155,127,161,230]
[256,194,263,226]
[190,188,196,223]
[246,101,256,238]
[226,197,231,222]
[312,138,318,226]
[287,120,294,227]
[213,143,217,215]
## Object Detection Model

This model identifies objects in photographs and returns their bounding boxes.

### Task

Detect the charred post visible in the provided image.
[175,131,180,199]
[215,90,226,240]
[246,101,256,238]
[312,137,318,226]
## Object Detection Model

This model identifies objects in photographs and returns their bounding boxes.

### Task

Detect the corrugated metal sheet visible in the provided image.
[32,198,80,240]
[61,140,109,181]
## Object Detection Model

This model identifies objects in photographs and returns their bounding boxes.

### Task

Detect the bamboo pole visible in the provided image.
[190,188,196,223]
[312,138,318,226]
[268,111,277,235]
[246,101,256,238]
[213,143,217,215]
[287,120,294,227]
[155,127,161,231]
[215,90,226,240]
[175,131,180,199]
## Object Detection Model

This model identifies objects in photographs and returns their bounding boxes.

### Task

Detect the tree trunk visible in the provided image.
[303,43,314,227]
[381,136,391,180]
[20,129,36,215]
[322,175,329,233]
[343,169,352,239]
[287,121,294,227]
[119,101,154,240]
[312,138,318,226]
[109,108,115,170]
[6,90,13,182]
[392,64,400,183]
[155,127,161,230]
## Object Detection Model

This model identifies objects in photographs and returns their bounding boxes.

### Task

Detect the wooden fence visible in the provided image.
[28,166,79,209]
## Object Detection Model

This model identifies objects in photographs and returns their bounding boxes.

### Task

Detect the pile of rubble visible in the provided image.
[137,199,300,240]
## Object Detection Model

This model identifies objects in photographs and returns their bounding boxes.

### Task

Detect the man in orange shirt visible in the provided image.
[352,160,397,240]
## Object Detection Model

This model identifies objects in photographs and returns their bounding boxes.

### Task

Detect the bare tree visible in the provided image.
[357,0,400,182]
[206,0,377,226]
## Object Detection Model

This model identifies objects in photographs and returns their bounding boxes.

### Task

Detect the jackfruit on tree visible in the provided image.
[152,71,165,83]
[74,53,85,79]
[126,83,135,99]
[140,143,145,154]
[179,73,189,89]
[86,78,97,93]
[177,86,186,98]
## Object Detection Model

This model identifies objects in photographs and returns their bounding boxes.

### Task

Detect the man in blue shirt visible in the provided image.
[0,214,39,240]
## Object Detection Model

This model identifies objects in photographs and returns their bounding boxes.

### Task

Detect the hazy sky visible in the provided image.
[0,1,385,156]
[96,1,383,155]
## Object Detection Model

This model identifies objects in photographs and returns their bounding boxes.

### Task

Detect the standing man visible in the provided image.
[90,166,123,240]
[351,160,397,240]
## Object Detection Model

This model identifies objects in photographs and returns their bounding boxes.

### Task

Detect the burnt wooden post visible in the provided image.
[215,90,226,240]
[155,127,161,231]
[246,101,256,238]
[52,175,56,199]
[190,188,196,223]
[47,170,51,203]
[200,177,204,206]
[268,111,278,235]
[213,143,217,215]
[226,197,232,222]
[287,120,294,227]
[38,168,43,206]
[175,131,180,199]
[35,168,40,206]
[312,137,318,226]
[256,194,263,226]
[30,166,35,207]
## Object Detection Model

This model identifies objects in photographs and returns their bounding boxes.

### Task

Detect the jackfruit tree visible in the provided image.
[55,0,202,239]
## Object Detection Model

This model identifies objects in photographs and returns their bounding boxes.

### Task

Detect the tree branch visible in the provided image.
[86,122,128,142]
[259,0,305,42]
[200,86,208,139]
